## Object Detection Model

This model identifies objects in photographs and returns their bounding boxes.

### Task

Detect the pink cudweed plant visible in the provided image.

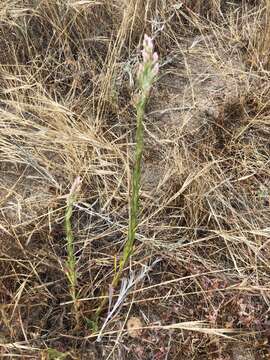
[95,35,159,327]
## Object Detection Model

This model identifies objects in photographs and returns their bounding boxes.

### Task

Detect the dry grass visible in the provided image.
[0,1,270,359]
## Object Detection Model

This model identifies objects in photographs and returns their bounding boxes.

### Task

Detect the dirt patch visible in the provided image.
[230,343,256,360]
[0,169,53,223]
[142,36,247,195]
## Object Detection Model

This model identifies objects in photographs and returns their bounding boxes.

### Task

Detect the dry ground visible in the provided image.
[0,0,270,359]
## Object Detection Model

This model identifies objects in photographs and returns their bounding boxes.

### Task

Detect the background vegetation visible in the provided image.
[0,0,269,358]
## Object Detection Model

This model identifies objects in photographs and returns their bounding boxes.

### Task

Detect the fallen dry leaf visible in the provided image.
[127,317,143,338]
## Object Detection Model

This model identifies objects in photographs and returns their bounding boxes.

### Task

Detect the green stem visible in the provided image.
[65,196,79,324]
[95,94,147,320]
[117,94,147,275]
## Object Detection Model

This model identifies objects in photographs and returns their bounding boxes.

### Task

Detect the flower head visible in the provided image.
[137,34,159,95]
[143,34,153,52]
[67,176,82,204]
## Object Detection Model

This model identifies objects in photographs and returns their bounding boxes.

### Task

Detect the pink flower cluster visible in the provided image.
[68,176,82,200]
[141,34,159,76]
[137,34,159,93]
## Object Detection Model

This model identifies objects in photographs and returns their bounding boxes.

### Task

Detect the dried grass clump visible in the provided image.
[0,1,269,359]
